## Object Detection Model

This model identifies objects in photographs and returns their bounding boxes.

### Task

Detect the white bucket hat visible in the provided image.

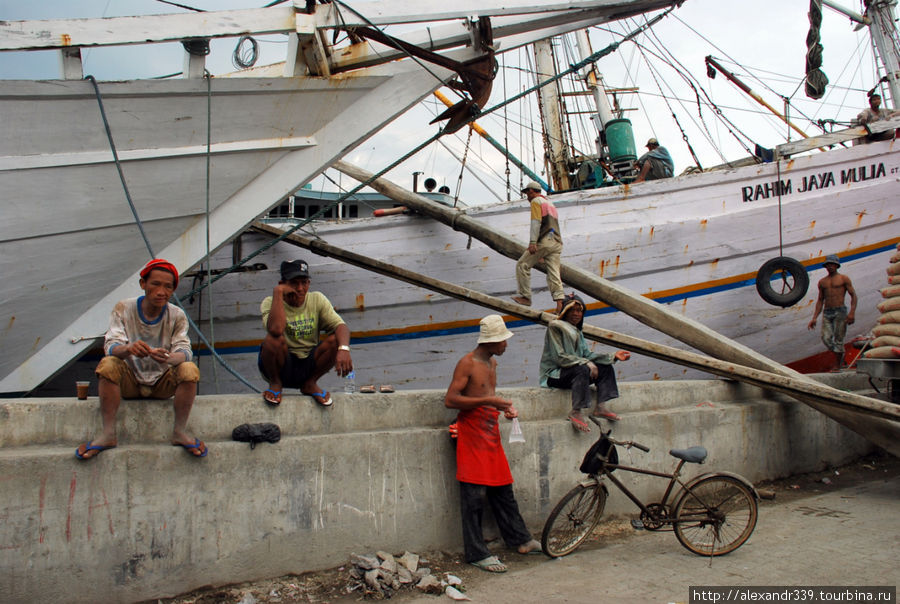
[477,315,514,344]
[520,180,543,193]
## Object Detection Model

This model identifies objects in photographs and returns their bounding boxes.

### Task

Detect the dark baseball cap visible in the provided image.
[280,260,309,280]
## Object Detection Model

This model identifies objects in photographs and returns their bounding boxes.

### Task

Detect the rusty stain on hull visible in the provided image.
[355,293,365,311]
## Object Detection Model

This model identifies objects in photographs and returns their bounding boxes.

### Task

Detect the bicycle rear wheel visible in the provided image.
[541,483,607,557]
[673,475,757,556]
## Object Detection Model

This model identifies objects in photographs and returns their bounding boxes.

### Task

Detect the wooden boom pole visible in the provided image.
[252,219,899,425]
[331,160,900,454]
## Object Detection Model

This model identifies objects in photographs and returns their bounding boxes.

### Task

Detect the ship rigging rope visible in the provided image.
[204,71,219,391]
[805,0,829,100]
[182,7,677,300]
[631,35,703,170]
[86,75,258,392]
[633,22,757,161]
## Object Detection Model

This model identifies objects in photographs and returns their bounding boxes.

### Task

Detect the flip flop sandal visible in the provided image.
[359,385,377,394]
[379,384,395,393]
[173,438,208,458]
[263,389,282,406]
[75,441,116,460]
[568,414,591,432]
[305,390,333,407]
[470,555,507,573]
[591,410,621,421]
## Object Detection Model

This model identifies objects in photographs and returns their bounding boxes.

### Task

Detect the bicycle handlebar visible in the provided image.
[606,434,650,452]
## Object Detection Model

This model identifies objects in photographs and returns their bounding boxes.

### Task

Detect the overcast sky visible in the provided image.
[0,0,886,202]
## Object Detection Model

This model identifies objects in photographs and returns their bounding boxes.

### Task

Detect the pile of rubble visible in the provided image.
[347,551,469,600]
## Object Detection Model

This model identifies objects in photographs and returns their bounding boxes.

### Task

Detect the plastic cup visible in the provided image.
[76,381,90,400]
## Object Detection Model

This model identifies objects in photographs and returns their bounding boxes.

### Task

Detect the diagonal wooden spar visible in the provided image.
[250,221,899,425]
[330,160,900,455]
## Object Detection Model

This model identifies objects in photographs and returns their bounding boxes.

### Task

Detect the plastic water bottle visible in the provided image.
[344,370,356,394]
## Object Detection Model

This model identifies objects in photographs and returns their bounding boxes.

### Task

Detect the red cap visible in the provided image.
[140,258,179,288]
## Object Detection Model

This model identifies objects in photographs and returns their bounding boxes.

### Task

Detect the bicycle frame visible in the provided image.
[592,457,694,525]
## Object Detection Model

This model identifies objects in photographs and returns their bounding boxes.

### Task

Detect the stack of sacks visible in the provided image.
[865,243,900,359]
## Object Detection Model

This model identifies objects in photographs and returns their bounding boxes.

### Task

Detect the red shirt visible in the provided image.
[455,406,513,486]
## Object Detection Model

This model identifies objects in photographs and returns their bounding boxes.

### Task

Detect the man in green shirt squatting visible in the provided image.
[259,259,353,406]
[540,293,630,432]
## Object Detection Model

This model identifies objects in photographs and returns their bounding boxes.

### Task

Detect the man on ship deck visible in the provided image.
[853,92,898,143]
[633,137,674,183]
[512,180,565,313]
[258,259,352,407]
[807,254,858,372]
[444,315,542,574]
[75,258,206,460]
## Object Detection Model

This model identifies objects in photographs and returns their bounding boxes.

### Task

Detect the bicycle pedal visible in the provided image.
[630,518,645,530]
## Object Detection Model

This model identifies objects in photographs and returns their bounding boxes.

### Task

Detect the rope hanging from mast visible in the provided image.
[805,0,829,99]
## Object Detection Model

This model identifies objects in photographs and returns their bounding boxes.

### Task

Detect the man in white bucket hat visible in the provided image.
[444,315,541,573]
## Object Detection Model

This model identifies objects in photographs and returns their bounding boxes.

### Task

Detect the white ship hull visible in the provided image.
[174,139,899,393]
[1,0,670,394]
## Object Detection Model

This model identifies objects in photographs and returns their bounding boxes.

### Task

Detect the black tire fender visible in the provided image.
[755,256,809,307]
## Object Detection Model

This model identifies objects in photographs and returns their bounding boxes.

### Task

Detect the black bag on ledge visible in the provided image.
[232,423,281,449]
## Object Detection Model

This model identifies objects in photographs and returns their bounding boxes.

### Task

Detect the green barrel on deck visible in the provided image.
[605,118,637,163]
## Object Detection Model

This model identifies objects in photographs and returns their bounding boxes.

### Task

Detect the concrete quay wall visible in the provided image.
[0,375,877,603]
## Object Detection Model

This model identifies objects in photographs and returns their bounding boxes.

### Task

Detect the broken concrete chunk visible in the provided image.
[416,574,443,594]
[379,554,398,574]
[351,553,380,570]
[398,551,419,572]
[446,585,472,601]
[397,567,413,584]
[364,569,381,590]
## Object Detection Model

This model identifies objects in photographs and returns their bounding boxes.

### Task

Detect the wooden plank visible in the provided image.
[251,220,900,423]
[314,0,677,26]
[331,160,900,454]
[0,7,306,51]
[0,136,317,172]
[776,117,900,157]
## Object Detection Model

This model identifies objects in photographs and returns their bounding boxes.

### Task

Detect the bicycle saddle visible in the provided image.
[668,446,707,463]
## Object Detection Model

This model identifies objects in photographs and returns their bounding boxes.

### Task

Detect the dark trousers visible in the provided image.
[459,482,532,563]
[547,363,619,410]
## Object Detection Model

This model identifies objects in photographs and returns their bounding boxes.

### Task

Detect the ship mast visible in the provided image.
[825,0,900,108]
[533,38,572,191]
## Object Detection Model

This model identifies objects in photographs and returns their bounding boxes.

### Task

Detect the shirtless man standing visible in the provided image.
[444,315,541,573]
[808,254,858,371]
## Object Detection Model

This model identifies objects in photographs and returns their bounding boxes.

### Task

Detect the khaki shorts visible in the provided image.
[95,356,200,399]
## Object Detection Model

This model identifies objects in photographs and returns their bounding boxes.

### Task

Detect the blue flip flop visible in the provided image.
[75,441,116,460]
[305,390,333,407]
[263,389,282,406]
[174,438,208,458]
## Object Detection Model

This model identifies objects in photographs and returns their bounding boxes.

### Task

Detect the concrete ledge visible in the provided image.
[0,374,876,603]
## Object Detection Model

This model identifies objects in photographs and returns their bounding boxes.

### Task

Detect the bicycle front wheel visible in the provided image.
[673,475,758,556]
[541,483,607,557]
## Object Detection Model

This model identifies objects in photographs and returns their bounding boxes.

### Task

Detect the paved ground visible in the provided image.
[406,462,900,604]
[162,456,899,603]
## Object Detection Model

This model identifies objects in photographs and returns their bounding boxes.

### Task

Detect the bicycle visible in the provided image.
[541,417,759,558]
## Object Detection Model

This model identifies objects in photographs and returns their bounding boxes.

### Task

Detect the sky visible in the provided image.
[0,0,887,204]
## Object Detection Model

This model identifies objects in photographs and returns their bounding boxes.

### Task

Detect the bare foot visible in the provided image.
[512,295,532,306]
[517,539,542,554]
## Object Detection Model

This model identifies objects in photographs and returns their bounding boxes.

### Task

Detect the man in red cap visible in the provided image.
[75,258,206,459]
